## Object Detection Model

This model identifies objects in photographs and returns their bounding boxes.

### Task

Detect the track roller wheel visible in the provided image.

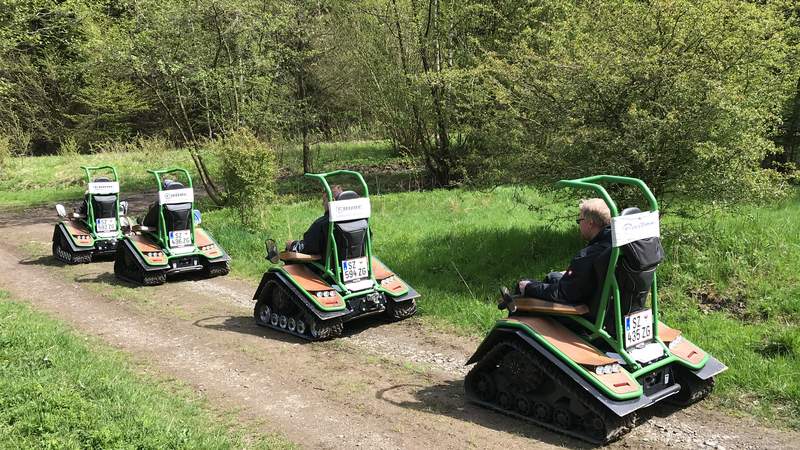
[516,397,533,416]
[472,371,496,402]
[553,406,573,429]
[254,300,272,327]
[533,401,552,422]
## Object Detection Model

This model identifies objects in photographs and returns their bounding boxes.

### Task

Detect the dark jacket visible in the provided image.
[294,214,329,255]
[524,226,612,304]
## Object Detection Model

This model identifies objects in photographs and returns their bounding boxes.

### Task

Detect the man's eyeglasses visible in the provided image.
[575,218,585,224]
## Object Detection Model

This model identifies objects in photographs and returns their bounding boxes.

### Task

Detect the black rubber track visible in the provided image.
[52,228,91,264]
[113,243,166,286]
[386,298,417,322]
[203,260,230,278]
[254,280,343,341]
[465,339,635,444]
[668,366,715,406]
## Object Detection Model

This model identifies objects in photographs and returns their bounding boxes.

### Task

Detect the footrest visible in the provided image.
[511,297,589,315]
[279,251,321,262]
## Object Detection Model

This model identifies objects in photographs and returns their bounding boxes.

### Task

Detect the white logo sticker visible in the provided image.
[87,182,119,194]
[328,197,371,222]
[159,188,194,205]
[611,211,660,247]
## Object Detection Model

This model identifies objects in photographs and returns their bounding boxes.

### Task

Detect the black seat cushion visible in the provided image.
[334,219,368,260]
[587,207,665,335]
[331,190,368,261]
[142,181,190,229]
[91,194,117,219]
[163,203,192,231]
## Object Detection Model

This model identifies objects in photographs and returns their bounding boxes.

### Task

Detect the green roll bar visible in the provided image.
[80,165,120,235]
[303,170,407,300]
[148,168,195,253]
[554,175,676,372]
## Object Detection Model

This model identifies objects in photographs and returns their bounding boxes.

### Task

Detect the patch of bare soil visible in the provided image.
[1,206,798,450]
[688,284,755,321]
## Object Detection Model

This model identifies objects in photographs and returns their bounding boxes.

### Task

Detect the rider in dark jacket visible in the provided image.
[518,198,612,305]
[287,185,343,255]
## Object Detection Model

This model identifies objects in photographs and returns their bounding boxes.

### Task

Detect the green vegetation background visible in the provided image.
[3,146,799,429]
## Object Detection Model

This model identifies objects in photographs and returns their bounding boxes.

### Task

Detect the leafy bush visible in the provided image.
[488,0,795,204]
[208,128,277,227]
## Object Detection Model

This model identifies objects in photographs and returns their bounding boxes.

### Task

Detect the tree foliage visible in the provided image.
[0,0,798,203]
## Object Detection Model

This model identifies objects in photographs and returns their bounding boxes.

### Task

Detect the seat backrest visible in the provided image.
[587,207,665,331]
[331,190,368,261]
[91,194,117,219]
[161,181,191,232]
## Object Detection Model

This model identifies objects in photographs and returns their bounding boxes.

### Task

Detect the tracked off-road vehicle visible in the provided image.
[114,168,230,285]
[253,170,419,340]
[52,165,129,264]
[465,175,726,444]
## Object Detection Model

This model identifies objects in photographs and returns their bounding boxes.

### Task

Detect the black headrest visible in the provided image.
[336,190,359,201]
[164,180,185,190]
[93,176,112,182]
[620,207,641,216]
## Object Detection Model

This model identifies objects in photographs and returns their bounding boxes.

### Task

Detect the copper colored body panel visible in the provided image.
[512,297,589,315]
[279,251,321,262]
[657,322,682,343]
[371,258,394,280]
[282,264,343,308]
[195,228,222,258]
[669,339,706,365]
[508,316,617,366]
[64,220,94,246]
[589,371,640,395]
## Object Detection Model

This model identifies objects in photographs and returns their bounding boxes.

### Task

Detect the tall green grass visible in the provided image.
[0,291,293,449]
[0,149,200,208]
[203,187,800,428]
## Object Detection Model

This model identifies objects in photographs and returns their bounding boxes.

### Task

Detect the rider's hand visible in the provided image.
[518,280,530,295]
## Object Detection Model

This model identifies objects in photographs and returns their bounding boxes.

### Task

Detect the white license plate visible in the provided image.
[624,309,653,348]
[95,218,117,233]
[341,257,369,282]
[169,230,192,247]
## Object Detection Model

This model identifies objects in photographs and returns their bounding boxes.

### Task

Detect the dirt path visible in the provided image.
[1,206,798,450]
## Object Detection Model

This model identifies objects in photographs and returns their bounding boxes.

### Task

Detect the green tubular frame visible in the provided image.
[497,175,708,387]
[80,165,120,237]
[148,168,196,256]
[302,171,409,299]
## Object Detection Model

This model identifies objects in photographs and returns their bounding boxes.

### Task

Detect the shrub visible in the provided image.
[208,128,277,227]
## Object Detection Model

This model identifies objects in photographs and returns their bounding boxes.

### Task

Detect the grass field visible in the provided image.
[3,144,800,429]
[204,184,800,429]
[0,140,412,208]
[0,290,293,449]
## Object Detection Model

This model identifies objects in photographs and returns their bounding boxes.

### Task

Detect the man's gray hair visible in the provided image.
[580,198,611,226]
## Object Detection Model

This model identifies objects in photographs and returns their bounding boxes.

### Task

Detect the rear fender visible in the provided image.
[195,227,231,263]
[57,221,94,249]
[372,257,418,302]
[123,237,168,272]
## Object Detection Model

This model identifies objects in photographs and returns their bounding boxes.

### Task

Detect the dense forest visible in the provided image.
[1,0,799,203]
